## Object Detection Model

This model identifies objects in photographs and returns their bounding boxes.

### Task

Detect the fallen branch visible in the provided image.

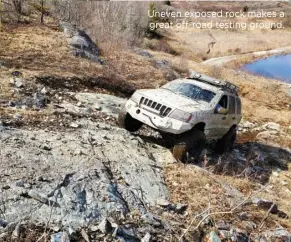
[194,185,267,230]
[179,185,267,240]
[179,204,211,241]
[258,202,276,230]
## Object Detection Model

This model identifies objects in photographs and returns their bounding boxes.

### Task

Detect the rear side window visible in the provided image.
[229,96,236,114]
[236,98,242,114]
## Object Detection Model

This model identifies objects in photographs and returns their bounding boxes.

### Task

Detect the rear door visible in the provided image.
[211,95,230,138]
[235,97,242,124]
[228,95,237,127]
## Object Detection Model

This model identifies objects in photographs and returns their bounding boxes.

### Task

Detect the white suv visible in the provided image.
[118,72,242,162]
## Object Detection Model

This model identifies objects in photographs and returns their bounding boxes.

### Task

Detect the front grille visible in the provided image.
[139,97,172,117]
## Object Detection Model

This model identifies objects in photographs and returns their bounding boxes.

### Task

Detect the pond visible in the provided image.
[243,54,291,83]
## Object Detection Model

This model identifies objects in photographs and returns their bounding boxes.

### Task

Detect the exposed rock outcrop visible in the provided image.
[0,121,171,230]
[60,22,102,63]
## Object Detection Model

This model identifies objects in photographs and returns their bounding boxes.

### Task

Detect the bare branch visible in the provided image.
[179,185,267,241]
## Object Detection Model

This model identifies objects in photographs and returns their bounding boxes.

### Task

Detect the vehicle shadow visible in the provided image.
[203,142,290,184]
[134,132,290,184]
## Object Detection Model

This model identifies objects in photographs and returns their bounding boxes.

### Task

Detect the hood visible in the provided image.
[137,88,209,113]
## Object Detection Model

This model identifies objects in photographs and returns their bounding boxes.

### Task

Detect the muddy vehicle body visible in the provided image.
[119,72,242,162]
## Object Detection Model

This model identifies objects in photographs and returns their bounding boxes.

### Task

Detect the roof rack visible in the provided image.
[188,71,239,95]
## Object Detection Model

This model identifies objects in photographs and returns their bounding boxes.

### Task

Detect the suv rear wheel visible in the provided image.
[118,111,143,132]
[172,129,206,163]
[215,127,236,154]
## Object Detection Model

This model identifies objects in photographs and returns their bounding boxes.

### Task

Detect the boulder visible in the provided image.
[252,198,278,213]
[255,130,281,146]
[60,22,102,63]
[14,77,24,88]
[262,227,291,240]
[135,48,153,58]
[97,218,112,234]
[50,232,70,242]
[154,59,169,69]
[0,60,7,68]
[206,231,221,242]
[141,232,151,242]
[239,121,256,129]
[261,122,280,131]
[0,219,7,228]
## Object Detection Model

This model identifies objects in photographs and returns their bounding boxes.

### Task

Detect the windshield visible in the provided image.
[162,82,216,103]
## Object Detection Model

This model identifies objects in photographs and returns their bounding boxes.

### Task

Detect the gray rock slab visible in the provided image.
[0,122,169,229]
[74,93,126,117]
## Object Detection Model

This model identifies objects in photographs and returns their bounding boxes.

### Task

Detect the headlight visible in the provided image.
[130,92,141,103]
[169,109,192,123]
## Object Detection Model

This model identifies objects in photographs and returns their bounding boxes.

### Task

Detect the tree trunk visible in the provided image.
[12,0,22,14]
[40,0,44,24]
[0,0,2,29]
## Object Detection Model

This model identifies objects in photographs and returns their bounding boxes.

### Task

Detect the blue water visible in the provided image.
[243,54,291,83]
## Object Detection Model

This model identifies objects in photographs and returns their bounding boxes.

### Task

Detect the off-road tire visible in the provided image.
[118,111,143,132]
[215,127,237,154]
[159,131,175,147]
[172,129,206,163]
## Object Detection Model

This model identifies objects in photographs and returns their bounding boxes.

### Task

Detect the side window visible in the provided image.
[229,96,236,114]
[236,98,242,114]
[218,95,228,109]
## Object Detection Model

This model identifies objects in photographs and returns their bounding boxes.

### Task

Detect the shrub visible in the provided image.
[147,3,160,38]
[154,39,178,55]
[243,5,249,12]
[142,38,178,55]
[208,66,223,79]
[234,48,242,54]
[283,15,291,29]
[195,51,208,61]
[170,57,189,74]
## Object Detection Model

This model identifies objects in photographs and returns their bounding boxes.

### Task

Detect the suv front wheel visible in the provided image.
[172,129,206,163]
[118,111,143,132]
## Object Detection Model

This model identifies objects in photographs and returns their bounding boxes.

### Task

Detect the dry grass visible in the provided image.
[207,65,223,79]
[170,56,189,74]
[141,38,179,55]
[0,25,168,98]
[167,27,291,61]
[165,163,291,237]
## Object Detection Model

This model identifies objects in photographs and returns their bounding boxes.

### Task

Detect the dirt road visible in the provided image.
[202,46,291,66]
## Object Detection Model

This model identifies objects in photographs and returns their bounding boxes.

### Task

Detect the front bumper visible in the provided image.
[125,99,192,134]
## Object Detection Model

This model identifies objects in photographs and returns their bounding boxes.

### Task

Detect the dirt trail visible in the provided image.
[202,46,291,66]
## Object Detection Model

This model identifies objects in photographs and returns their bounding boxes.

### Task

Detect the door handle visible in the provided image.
[222,117,226,120]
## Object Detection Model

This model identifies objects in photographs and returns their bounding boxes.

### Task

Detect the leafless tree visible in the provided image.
[11,0,22,14]
[40,0,44,24]
[51,1,150,49]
